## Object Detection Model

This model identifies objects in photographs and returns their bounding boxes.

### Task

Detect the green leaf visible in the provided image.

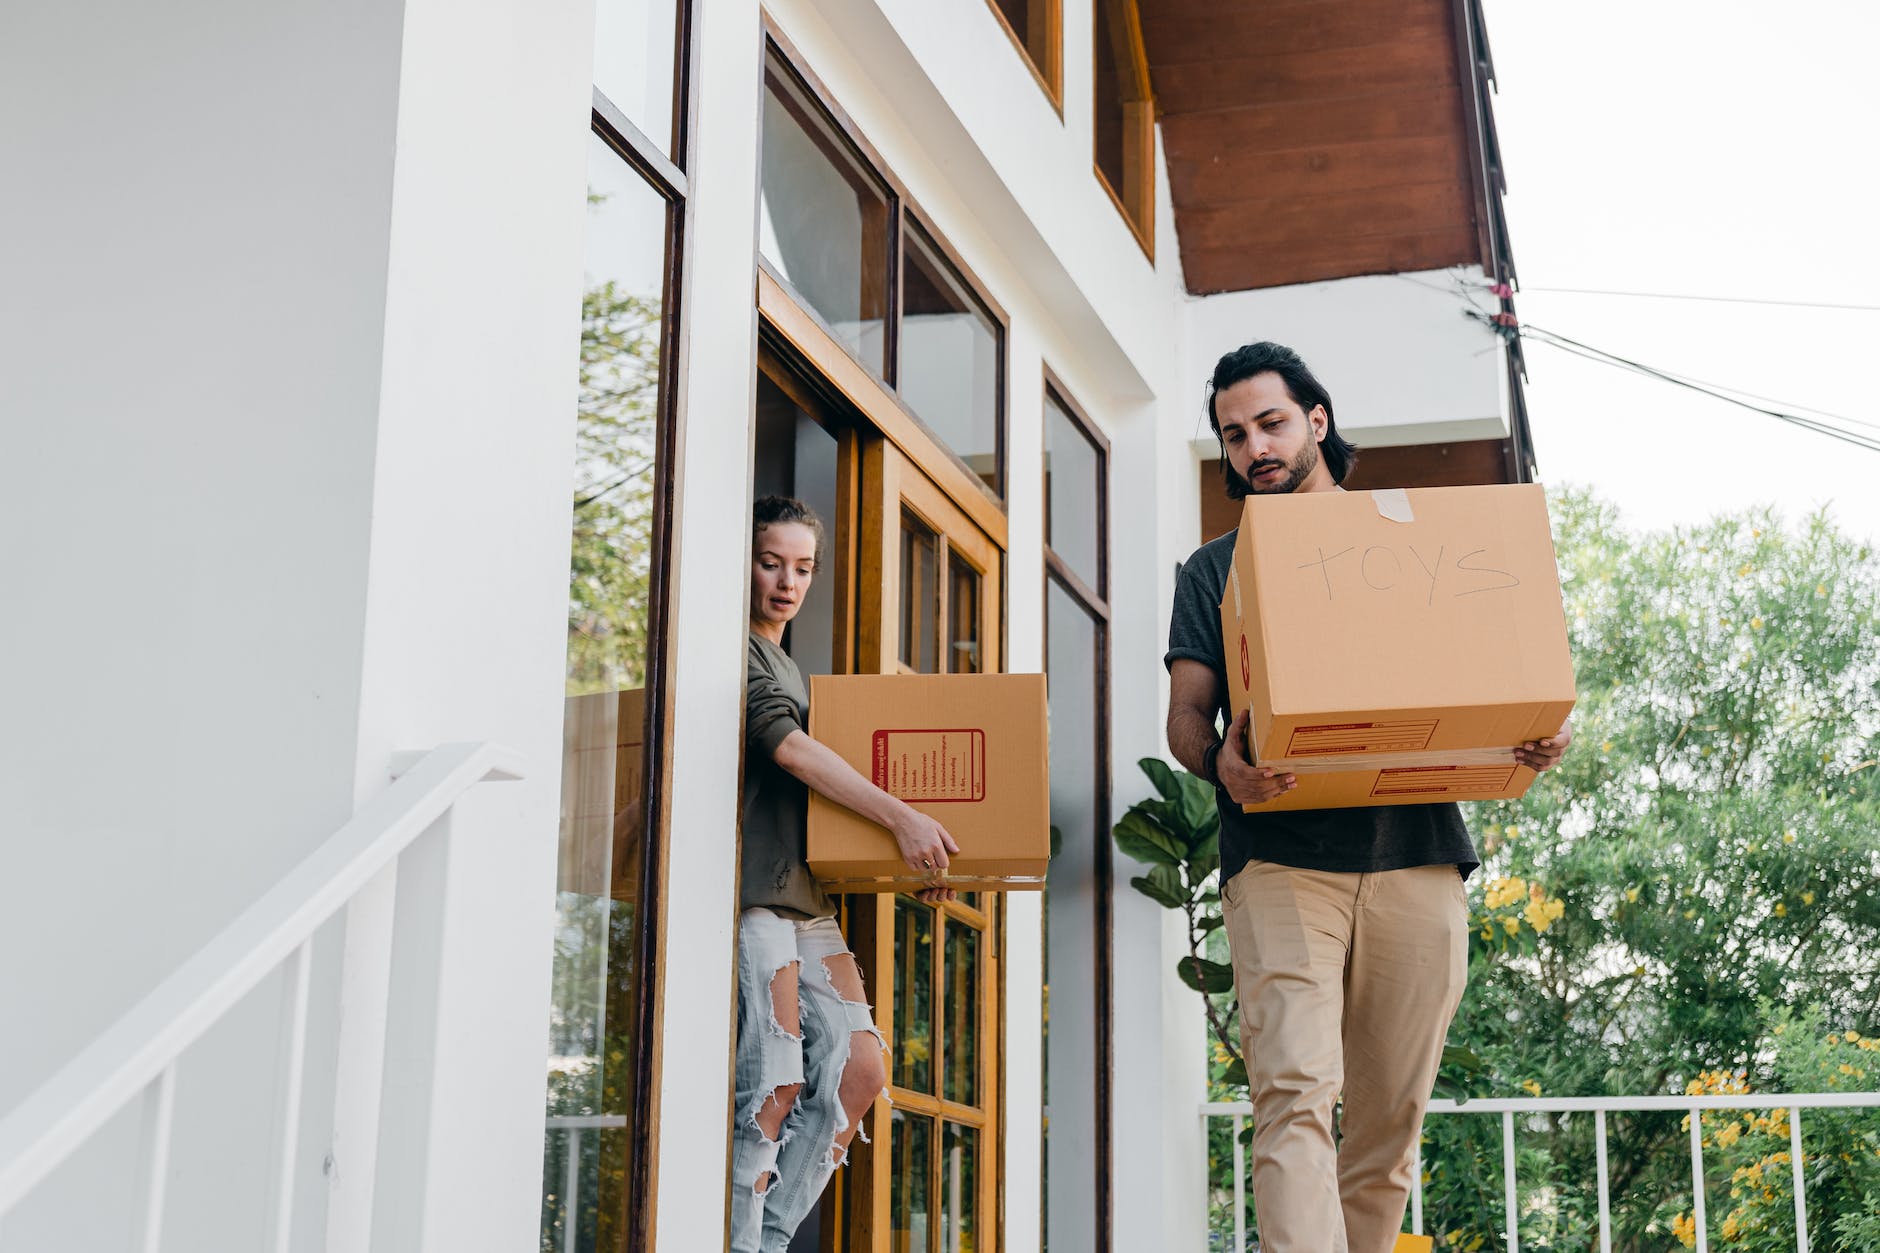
[1146,863,1186,906]
[1131,874,1188,911]
[1175,955,1235,994]
[1178,769,1216,831]
[1113,810,1183,867]
[1441,1044,1485,1073]
[1197,913,1224,934]
[1140,756,1182,802]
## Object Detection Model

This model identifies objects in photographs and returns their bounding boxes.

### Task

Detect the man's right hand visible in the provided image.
[1217,709,1296,806]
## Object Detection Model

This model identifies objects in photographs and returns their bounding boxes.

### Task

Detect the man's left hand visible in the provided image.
[1515,722,1572,772]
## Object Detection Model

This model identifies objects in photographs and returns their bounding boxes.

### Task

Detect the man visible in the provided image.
[1164,342,1568,1252]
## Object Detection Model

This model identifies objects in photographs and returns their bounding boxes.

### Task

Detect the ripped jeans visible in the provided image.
[731,908,886,1253]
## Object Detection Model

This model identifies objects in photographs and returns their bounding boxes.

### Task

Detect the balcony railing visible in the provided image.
[1202,1091,1880,1253]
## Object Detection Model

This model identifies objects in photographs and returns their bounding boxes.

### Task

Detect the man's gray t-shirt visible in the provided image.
[1166,529,1479,884]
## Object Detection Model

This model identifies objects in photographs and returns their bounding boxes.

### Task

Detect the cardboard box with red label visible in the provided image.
[1218,483,1576,812]
[806,673,1049,890]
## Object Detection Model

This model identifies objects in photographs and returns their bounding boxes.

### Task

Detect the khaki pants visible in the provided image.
[1221,860,1469,1253]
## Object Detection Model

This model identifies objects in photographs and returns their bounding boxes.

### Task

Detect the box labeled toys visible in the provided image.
[1217,484,1576,812]
[806,672,1049,890]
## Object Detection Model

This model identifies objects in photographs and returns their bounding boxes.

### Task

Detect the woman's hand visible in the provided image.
[891,808,960,881]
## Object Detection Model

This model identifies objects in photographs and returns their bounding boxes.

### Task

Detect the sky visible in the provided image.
[1481,0,1880,546]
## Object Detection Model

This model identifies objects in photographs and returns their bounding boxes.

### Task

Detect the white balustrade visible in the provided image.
[1201,1090,1880,1251]
[0,742,523,1251]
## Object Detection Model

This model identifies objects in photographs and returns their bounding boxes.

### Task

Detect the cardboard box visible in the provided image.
[557,687,646,899]
[1218,484,1575,812]
[806,673,1049,891]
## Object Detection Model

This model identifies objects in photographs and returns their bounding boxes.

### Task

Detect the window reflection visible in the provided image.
[891,1110,934,1251]
[939,1122,979,1252]
[759,55,892,376]
[541,130,669,1253]
[1044,389,1103,595]
[947,550,981,675]
[901,513,940,673]
[894,899,936,1093]
[592,0,682,161]
[1094,0,1153,245]
[899,223,1002,495]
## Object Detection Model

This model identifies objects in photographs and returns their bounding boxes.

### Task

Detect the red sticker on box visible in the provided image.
[1287,719,1439,757]
[1239,634,1251,691]
[1369,765,1518,797]
[871,729,986,802]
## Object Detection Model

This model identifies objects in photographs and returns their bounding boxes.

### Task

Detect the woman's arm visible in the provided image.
[772,728,960,882]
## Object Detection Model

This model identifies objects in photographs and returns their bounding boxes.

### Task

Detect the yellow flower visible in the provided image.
[1738,563,1753,577]
[1502,917,1521,936]
[1600,739,1613,753]
[1817,583,1828,596]
[1839,1063,1857,1076]
[1774,902,1788,917]
[1802,891,1816,905]
[1685,908,1698,919]
[1846,1031,1861,1043]
[1716,1122,1741,1147]
[1784,829,1798,844]
[1521,1079,1542,1097]
[1625,887,1640,902]
[1672,1212,1697,1247]
[1750,616,1764,630]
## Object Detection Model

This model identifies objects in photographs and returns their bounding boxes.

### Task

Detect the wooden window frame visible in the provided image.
[984,0,1064,113]
[573,4,692,1241]
[1039,369,1113,1252]
[759,19,1012,505]
[1091,0,1155,261]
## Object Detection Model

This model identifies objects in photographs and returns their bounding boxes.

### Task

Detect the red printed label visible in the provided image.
[871,729,986,802]
[1238,634,1251,691]
[1370,765,1518,797]
[1287,719,1439,757]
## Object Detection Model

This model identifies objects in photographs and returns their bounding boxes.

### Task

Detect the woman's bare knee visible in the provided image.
[754,1081,802,1143]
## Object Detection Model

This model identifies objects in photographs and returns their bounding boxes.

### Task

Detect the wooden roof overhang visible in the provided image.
[1141,0,1515,296]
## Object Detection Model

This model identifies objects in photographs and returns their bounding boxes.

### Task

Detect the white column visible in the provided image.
[647,0,767,1245]
[343,0,597,1247]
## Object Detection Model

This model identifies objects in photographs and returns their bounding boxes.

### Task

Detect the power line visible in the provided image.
[1466,310,1880,455]
[1519,286,1880,314]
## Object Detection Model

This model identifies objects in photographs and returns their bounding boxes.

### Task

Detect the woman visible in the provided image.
[732,495,958,1252]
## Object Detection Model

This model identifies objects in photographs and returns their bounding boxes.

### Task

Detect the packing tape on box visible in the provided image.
[1372,488,1415,523]
[1260,744,1521,774]
[815,874,1047,889]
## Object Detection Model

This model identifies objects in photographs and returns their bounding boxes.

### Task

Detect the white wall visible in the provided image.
[0,0,595,1247]
[1183,265,1509,450]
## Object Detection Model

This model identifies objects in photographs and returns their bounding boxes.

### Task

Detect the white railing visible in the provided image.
[1202,1091,1880,1253]
[0,741,523,1250]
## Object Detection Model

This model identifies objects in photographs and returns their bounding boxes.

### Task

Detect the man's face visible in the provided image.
[1214,371,1332,495]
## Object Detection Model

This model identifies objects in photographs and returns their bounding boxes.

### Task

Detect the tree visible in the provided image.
[1122,490,1880,1250]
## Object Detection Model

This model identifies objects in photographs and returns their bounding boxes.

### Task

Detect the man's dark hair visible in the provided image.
[753,495,825,569]
[1204,341,1359,498]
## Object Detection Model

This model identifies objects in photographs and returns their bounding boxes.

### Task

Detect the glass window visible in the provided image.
[899,222,1003,495]
[947,548,982,674]
[943,925,980,1104]
[1044,389,1103,595]
[894,899,936,1093]
[988,0,1059,98]
[901,512,940,673]
[759,55,892,376]
[939,1122,980,1249]
[541,130,672,1252]
[1093,0,1153,250]
[891,1111,934,1249]
[592,0,682,161]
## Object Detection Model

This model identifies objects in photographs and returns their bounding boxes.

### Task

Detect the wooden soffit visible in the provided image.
[1140,0,1492,294]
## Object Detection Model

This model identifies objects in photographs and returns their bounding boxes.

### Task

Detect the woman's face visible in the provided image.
[751,521,818,628]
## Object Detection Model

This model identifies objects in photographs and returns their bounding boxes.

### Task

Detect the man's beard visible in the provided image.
[1230,439,1321,496]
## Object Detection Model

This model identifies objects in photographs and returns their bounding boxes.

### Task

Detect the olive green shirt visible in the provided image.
[741,632,835,919]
